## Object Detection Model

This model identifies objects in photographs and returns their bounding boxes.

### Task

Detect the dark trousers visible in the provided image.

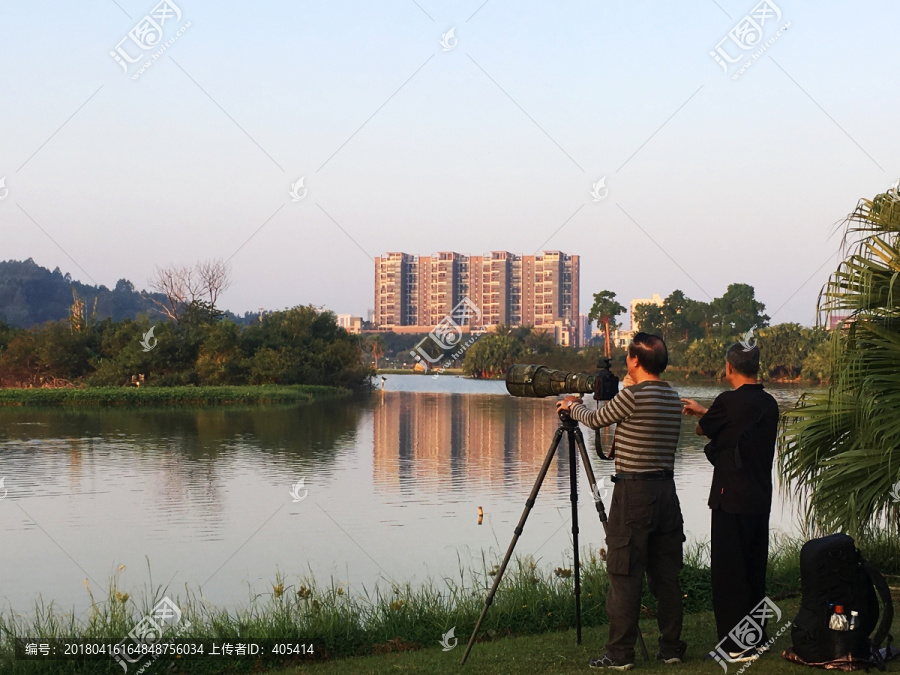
[711,509,770,652]
[605,478,685,661]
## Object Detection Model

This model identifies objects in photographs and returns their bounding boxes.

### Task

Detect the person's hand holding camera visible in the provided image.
[556,395,581,413]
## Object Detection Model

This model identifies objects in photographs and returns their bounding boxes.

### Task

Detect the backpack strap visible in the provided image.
[862,557,894,649]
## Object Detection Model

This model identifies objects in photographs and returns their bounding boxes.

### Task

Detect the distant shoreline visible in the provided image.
[374,369,826,385]
[0,385,350,407]
[376,368,464,376]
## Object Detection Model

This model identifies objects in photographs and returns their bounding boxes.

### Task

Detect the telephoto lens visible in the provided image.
[505,364,596,398]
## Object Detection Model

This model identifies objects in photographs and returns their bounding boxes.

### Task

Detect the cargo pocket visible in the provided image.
[606,534,632,575]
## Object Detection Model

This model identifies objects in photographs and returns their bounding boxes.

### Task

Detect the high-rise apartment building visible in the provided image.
[374,251,581,345]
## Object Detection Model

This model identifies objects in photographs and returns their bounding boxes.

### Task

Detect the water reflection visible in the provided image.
[0,380,807,617]
[375,393,571,493]
[372,382,802,542]
[0,403,364,458]
[373,390,726,494]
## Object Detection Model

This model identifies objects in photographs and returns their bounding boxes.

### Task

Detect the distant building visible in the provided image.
[630,293,664,331]
[827,314,851,330]
[336,314,363,333]
[374,251,581,346]
[588,326,633,349]
[579,314,592,347]
[611,328,634,349]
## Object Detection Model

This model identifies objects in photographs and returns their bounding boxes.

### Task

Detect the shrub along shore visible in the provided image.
[2,536,898,674]
[0,384,350,407]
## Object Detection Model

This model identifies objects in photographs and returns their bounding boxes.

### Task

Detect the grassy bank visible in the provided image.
[6,535,898,674]
[281,595,899,674]
[0,384,351,407]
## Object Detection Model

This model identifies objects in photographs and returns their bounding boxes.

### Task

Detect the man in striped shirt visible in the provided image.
[557,332,686,670]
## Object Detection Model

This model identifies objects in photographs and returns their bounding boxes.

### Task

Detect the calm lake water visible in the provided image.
[0,376,816,616]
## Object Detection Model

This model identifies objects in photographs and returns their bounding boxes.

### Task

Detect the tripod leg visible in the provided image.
[573,428,651,663]
[574,427,609,531]
[460,425,565,666]
[567,427,582,645]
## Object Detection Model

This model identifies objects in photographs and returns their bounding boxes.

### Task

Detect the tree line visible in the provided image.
[625,284,830,380]
[454,283,832,382]
[0,304,371,389]
[0,260,371,389]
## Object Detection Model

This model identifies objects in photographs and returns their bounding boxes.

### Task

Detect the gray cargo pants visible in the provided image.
[604,476,686,661]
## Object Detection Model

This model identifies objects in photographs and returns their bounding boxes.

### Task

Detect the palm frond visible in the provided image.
[780,185,900,537]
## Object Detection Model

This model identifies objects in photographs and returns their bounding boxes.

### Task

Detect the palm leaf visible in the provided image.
[780,186,900,537]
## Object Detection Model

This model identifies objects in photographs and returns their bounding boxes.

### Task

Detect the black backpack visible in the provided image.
[790,533,894,666]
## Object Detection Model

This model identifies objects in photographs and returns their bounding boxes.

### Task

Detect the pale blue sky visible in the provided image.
[1,0,898,326]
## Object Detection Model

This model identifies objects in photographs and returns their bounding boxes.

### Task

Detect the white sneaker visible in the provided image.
[728,648,760,663]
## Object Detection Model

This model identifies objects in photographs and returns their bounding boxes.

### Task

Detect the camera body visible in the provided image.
[594,358,619,401]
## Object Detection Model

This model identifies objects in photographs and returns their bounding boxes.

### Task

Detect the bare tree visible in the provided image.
[148,259,231,321]
[148,265,186,321]
[197,259,231,307]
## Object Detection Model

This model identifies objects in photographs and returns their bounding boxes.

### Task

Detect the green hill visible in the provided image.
[0,258,167,328]
[0,259,253,328]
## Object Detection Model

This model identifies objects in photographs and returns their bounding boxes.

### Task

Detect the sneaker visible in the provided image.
[657,640,688,664]
[589,653,635,670]
[727,648,759,663]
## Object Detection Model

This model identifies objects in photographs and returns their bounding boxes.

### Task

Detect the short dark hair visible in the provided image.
[726,342,760,377]
[628,332,668,375]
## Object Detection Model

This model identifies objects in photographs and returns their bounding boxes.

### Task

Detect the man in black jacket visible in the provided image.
[681,342,779,662]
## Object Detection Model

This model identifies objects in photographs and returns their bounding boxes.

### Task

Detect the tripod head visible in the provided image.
[557,408,580,428]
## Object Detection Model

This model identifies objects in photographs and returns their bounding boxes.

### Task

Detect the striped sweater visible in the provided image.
[569,380,682,473]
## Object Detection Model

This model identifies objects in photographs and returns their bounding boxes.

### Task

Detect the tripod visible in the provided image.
[460,410,650,665]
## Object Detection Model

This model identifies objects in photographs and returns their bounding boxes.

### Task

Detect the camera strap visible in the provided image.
[595,429,616,461]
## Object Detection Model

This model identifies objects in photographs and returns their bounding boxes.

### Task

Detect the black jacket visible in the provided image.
[699,384,780,514]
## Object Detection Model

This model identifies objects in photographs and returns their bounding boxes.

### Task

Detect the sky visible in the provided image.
[1,0,898,328]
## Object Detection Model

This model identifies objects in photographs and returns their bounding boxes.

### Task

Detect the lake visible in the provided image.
[0,376,815,616]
